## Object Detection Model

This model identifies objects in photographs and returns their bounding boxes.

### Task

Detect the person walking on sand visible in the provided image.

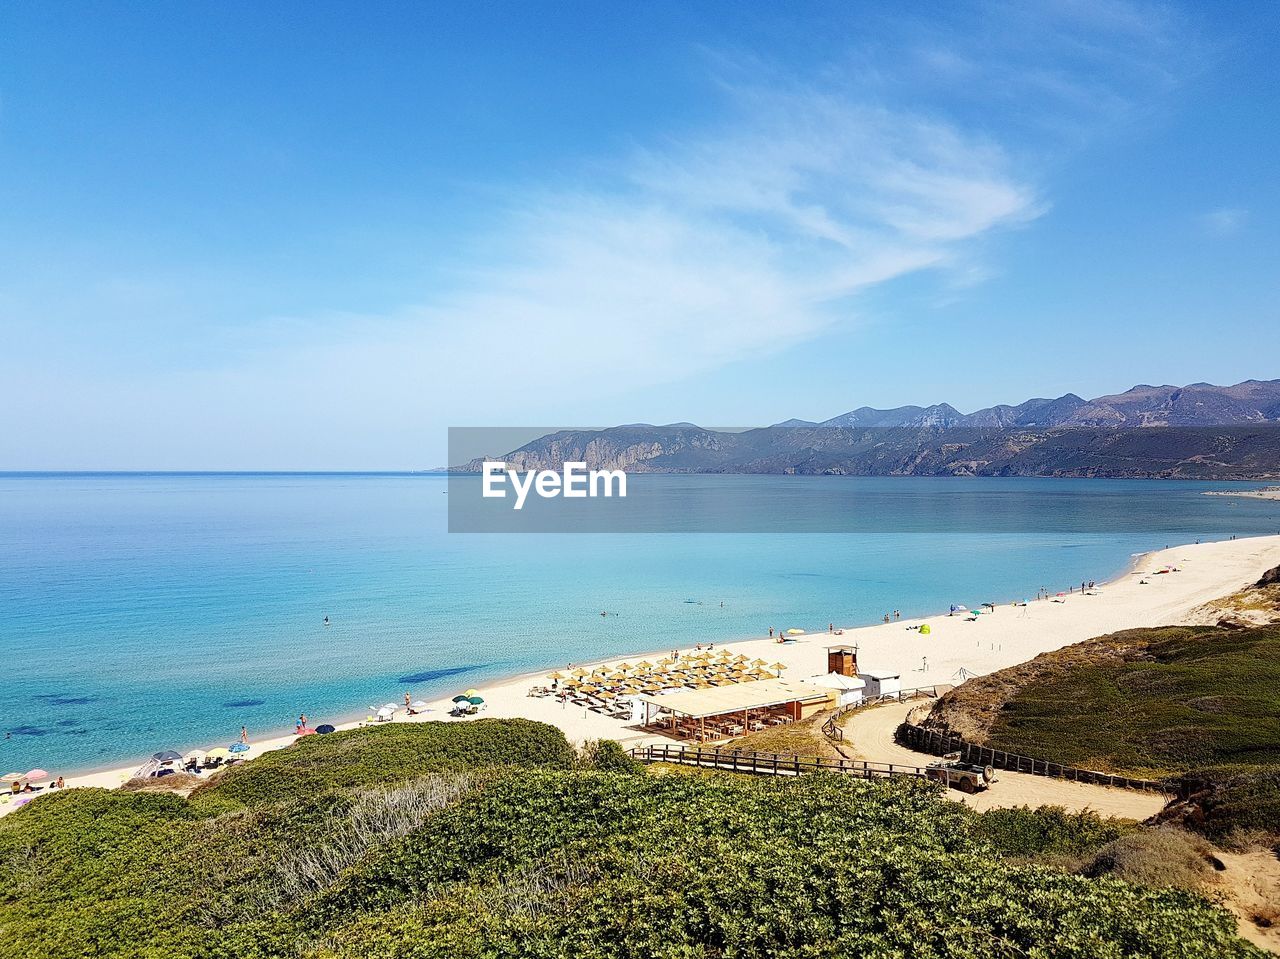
[404,691,411,710]
[240,726,248,744]
[769,626,774,638]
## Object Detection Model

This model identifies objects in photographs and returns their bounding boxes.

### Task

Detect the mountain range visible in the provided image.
[457,379,1280,480]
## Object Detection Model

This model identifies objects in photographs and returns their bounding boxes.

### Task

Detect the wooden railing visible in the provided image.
[821,685,943,742]
[897,723,1169,793]
[628,743,928,781]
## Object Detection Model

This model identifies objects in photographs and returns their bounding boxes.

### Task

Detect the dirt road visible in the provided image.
[841,701,1169,819]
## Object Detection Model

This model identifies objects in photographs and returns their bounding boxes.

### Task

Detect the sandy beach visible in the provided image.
[1205,487,1280,500]
[6,533,1280,816]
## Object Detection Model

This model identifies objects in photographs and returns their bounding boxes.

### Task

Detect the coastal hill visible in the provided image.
[0,718,1268,958]
[457,379,1280,479]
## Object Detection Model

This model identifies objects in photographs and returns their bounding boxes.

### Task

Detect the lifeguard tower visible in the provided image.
[826,644,859,677]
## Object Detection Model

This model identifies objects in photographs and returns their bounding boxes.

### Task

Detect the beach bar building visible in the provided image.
[635,678,832,743]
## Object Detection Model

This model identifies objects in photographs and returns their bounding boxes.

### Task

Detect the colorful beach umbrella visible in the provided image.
[228,742,250,754]
[1,772,24,784]
[24,769,49,782]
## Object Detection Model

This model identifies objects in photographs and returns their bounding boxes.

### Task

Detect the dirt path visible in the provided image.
[840,701,1169,819]
[1215,849,1280,954]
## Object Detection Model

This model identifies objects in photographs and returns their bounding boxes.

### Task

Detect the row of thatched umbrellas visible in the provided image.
[547,650,788,700]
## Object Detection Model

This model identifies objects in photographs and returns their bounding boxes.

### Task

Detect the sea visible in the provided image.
[2,472,1278,775]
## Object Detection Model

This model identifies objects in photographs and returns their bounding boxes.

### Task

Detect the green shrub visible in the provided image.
[194,717,576,810]
[971,805,1137,860]
[1083,827,1221,891]
[579,739,642,773]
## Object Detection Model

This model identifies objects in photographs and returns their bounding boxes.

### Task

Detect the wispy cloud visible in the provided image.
[0,1,1198,467]
[1200,207,1247,237]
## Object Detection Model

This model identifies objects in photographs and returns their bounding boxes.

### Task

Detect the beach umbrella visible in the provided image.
[24,769,49,782]
[409,700,429,710]
[452,694,470,703]
[636,660,654,669]
[752,658,768,666]
[571,668,589,677]
[467,695,484,705]
[464,689,479,697]
[151,751,183,763]
[786,628,804,635]
[228,742,250,754]
[771,662,786,671]
[206,747,231,760]
[315,723,337,734]
[1,772,24,784]
[547,671,565,680]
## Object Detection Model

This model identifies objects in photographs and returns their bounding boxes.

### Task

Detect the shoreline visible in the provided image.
[1204,487,1280,501]
[6,533,1280,813]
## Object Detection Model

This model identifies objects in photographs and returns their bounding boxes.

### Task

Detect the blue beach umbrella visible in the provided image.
[315,724,336,734]
[228,742,251,754]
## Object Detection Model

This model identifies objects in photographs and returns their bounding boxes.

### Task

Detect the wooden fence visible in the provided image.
[821,685,942,742]
[898,723,1168,793]
[628,744,928,781]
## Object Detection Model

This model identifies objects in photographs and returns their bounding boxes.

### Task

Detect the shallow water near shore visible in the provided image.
[2,472,1278,775]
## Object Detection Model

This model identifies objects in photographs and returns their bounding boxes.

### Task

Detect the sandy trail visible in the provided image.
[840,700,1169,819]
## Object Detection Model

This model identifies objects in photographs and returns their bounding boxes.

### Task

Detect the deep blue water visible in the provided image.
[2,473,1278,775]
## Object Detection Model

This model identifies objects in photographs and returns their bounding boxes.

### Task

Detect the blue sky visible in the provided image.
[1,1,1277,469]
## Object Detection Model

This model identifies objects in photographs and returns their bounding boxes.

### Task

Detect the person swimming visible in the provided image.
[323,615,330,626]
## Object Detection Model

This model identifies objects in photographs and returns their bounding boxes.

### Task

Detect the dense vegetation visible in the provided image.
[922,623,1280,841]
[0,719,1266,958]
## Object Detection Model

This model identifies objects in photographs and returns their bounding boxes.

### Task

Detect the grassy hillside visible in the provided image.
[0,718,1266,958]
[920,623,1280,841]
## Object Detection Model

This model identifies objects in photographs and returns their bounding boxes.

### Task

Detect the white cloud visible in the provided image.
[0,1,1198,467]
[1200,207,1247,237]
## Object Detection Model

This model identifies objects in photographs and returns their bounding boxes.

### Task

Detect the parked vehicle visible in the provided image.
[925,753,995,793]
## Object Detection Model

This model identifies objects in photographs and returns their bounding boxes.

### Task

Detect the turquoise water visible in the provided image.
[2,473,1278,775]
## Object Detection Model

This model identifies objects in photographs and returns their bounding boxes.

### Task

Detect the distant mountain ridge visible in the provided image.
[783,379,1280,431]
[457,379,1280,480]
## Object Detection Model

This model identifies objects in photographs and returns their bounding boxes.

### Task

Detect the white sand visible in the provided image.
[5,533,1279,817]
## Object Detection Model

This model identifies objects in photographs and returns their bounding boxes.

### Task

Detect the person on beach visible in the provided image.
[404,692,411,709]
[298,713,308,731]
[240,726,248,744]
[54,776,64,789]
[768,627,774,638]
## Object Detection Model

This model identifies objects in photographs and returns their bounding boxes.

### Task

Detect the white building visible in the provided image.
[859,668,901,700]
